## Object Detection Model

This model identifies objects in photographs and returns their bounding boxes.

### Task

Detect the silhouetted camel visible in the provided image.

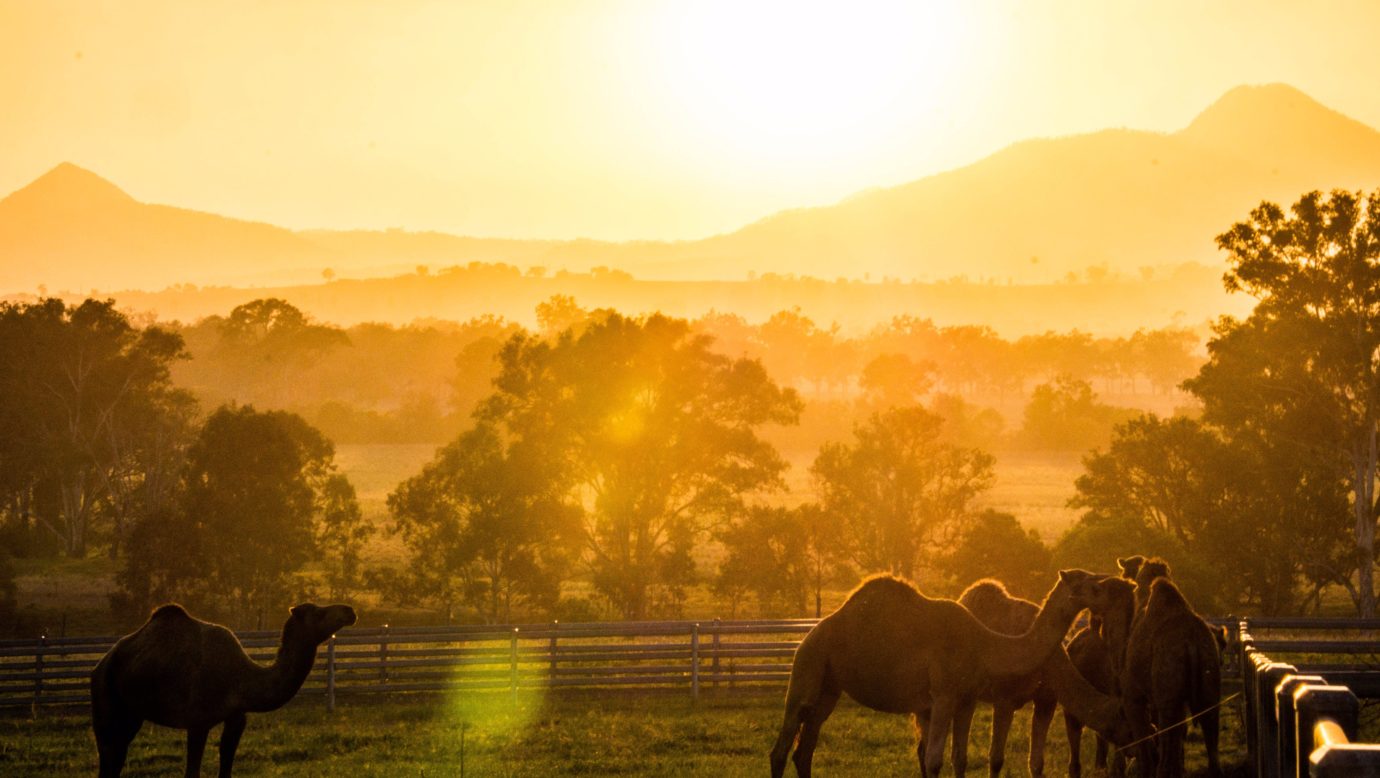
[1121,577,1221,778]
[769,570,1105,778]
[959,578,1134,777]
[91,602,357,777]
[1118,554,1170,613]
[1064,576,1136,778]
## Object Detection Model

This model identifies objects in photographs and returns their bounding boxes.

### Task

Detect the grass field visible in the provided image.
[1,690,1246,777]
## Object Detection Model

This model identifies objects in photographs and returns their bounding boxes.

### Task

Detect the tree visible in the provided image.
[1020,375,1136,451]
[117,406,357,624]
[0,298,189,557]
[715,504,846,618]
[388,423,581,622]
[480,313,801,619]
[811,406,995,580]
[937,510,1051,601]
[212,298,348,408]
[1192,189,1380,615]
[858,353,934,411]
[317,475,374,601]
[1068,414,1347,614]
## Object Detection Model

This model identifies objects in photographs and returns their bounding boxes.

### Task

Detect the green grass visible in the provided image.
[1,690,1246,776]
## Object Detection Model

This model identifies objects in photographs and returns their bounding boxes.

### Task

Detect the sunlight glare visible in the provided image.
[647,0,971,169]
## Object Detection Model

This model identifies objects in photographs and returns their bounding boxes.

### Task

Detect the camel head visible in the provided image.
[1047,569,1107,621]
[1086,576,1136,623]
[1116,555,1146,580]
[285,603,358,645]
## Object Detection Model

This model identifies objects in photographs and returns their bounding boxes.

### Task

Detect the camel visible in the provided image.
[91,602,357,777]
[1118,555,1170,612]
[958,578,1135,777]
[1063,576,1136,778]
[769,569,1106,778]
[1120,577,1222,778]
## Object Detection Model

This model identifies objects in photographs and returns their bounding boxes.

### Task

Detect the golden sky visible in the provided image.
[2,0,1378,241]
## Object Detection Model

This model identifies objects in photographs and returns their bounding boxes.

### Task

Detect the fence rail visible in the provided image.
[0,618,821,710]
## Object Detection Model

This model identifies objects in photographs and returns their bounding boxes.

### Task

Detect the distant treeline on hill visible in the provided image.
[157,295,1201,446]
[17,258,1250,338]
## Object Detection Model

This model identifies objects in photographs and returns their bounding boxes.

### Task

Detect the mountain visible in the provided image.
[678,84,1380,282]
[3,84,1379,294]
[0,163,323,292]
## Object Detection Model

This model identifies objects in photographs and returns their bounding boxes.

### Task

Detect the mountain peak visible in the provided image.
[1179,83,1377,152]
[0,162,136,212]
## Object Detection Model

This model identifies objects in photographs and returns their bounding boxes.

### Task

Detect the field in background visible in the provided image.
[10,444,1091,633]
[0,690,1245,777]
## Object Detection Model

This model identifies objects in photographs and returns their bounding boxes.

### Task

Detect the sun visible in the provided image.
[642,0,973,171]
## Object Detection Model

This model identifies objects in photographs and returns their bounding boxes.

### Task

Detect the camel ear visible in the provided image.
[1058,569,1072,584]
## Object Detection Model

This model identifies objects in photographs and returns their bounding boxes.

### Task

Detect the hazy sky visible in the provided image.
[3,0,1378,241]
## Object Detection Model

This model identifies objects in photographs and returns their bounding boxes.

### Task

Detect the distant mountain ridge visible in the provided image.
[3,83,1379,293]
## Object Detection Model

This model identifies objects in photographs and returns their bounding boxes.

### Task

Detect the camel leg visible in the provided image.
[913,707,932,778]
[1094,734,1108,770]
[791,688,840,778]
[94,715,142,778]
[1062,713,1083,778]
[1125,701,1155,776]
[1029,694,1056,777]
[1197,704,1221,777]
[988,702,1016,777]
[186,727,209,778]
[949,697,977,778]
[1154,704,1184,778]
[923,694,957,778]
[219,712,247,778]
[771,640,828,778]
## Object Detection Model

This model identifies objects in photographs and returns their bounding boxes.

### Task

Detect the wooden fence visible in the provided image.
[0,618,820,710]
[1237,617,1380,777]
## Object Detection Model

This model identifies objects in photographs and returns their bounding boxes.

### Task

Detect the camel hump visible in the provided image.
[1146,576,1190,611]
[150,603,194,622]
[845,574,924,604]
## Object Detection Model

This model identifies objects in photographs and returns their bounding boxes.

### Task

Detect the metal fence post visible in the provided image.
[326,636,337,713]
[711,617,721,690]
[690,623,700,701]
[510,628,520,698]
[549,620,558,683]
[34,634,46,706]
[380,624,389,688]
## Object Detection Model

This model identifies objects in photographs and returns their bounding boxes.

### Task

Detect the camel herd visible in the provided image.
[85,555,1219,777]
[771,556,1224,778]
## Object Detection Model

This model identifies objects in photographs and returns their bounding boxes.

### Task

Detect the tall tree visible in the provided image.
[480,313,801,619]
[389,423,581,622]
[0,298,188,557]
[811,406,994,579]
[1193,189,1380,615]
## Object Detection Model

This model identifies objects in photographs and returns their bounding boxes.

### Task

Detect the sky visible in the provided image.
[2,0,1379,241]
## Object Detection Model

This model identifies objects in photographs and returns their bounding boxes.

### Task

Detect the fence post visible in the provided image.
[1294,684,1361,777]
[380,624,390,688]
[326,636,337,713]
[1255,659,1297,778]
[690,623,700,701]
[34,634,46,706]
[549,620,558,684]
[510,628,520,698]
[712,617,721,690]
[1275,673,1325,778]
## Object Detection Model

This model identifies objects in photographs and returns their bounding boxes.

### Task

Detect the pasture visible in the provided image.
[1,690,1245,776]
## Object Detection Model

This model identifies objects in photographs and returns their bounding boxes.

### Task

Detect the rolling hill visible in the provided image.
[2,83,1378,294]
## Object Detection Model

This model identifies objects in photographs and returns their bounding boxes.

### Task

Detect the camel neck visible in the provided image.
[1045,646,1122,730]
[243,630,319,713]
[977,593,1075,677]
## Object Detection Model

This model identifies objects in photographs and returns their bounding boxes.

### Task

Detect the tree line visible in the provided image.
[5,188,1378,627]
